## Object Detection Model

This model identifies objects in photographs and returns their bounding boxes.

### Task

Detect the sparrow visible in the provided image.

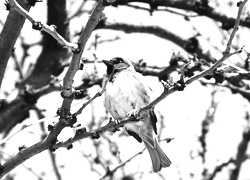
[102,57,171,172]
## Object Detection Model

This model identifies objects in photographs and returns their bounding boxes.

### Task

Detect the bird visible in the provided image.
[102,57,171,172]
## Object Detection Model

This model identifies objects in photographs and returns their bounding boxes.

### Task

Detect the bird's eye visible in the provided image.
[112,57,124,64]
[117,57,123,63]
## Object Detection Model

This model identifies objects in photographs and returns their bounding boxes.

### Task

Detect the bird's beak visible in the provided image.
[102,60,113,67]
[102,60,114,75]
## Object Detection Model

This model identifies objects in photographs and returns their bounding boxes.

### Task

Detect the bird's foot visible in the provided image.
[127,107,141,121]
[108,117,120,133]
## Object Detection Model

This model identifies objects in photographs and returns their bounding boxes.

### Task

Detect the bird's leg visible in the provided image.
[107,117,121,133]
[114,118,121,126]
[126,104,141,121]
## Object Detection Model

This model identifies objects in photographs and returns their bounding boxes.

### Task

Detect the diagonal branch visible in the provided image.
[112,0,250,29]
[0,0,31,89]
[230,128,250,180]
[0,0,106,178]
[100,23,215,63]
[139,0,248,112]
[60,0,105,115]
[8,0,78,51]
[43,0,248,158]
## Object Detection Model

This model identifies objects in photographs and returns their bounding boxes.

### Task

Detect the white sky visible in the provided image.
[1,0,250,180]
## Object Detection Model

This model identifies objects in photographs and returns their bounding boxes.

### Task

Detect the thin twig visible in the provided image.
[8,0,78,51]
[53,116,138,149]
[60,0,104,111]
[139,0,247,113]
[73,75,110,116]
[206,158,234,180]
[98,137,172,180]
[230,128,250,180]
[48,151,62,180]
[224,1,247,55]
[99,148,145,180]
[67,0,88,21]
[0,1,106,178]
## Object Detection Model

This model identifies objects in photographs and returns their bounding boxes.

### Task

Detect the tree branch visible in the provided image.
[230,128,250,180]
[139,0,247,112]
[99,22,215,63]
[0,0,106,177]
[112,0,250,29]
[60,0,105,115]
[0,0,31,89]
[8,0,78,51]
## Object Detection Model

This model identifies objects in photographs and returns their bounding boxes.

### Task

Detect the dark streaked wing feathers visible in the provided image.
[149,110,157,135]
[126,128,142,143]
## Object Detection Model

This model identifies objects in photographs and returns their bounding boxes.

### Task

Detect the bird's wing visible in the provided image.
[134,72,158,135]
[149,110,158,135]
[125,128,142,143]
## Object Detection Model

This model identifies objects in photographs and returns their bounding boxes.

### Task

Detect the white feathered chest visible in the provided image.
[104,68,152,120]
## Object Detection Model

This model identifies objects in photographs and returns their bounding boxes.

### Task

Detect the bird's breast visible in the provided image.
[104,70,151,119]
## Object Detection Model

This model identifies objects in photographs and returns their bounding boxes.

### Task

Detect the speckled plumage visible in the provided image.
[103,57,171,172]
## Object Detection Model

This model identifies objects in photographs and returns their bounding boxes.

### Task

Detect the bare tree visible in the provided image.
[0,0,250,179]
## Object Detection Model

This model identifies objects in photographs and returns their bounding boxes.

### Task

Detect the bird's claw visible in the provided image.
[127,107,141,118]
[115,119,121,126]
[108,117,120,133]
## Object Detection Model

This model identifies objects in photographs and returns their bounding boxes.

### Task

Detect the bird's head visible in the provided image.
[102,57,133,75]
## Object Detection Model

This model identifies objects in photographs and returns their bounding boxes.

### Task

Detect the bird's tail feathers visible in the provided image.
[144,138,171,172]
[154,138,171,167]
